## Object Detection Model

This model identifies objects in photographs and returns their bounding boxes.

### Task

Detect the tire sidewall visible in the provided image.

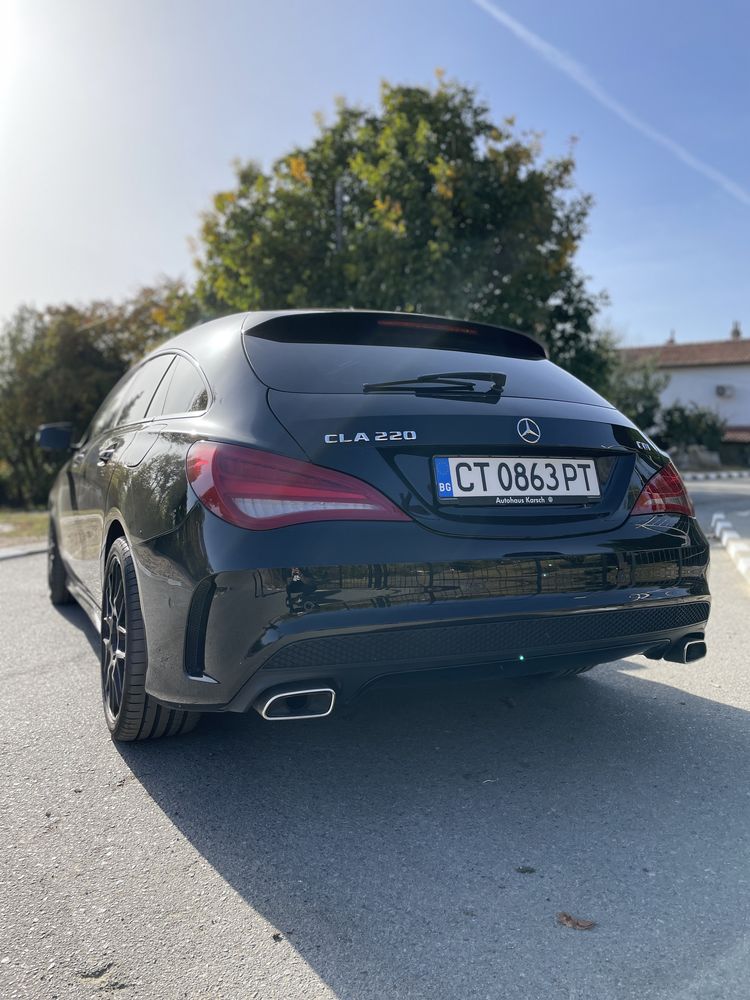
[101,537,148,739]
[99,536,199,741]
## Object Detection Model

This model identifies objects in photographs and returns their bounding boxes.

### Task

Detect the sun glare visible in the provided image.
[0,1,23,100]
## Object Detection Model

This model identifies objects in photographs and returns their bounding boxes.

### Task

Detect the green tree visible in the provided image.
[194,78,611,388]
[0,279,202,507]
[657,403,726,452]
[0,304,126,506]
[109,278,205,363]
[605,355,670,431]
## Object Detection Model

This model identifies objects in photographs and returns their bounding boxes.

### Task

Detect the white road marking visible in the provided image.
[711,512,750,586]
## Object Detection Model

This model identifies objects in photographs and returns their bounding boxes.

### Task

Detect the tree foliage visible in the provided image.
[112,278,206,363]
[0,279,201,506]
[605,355,670,431]
[0,304,124,506]
[1,77,644,507]
[194,78,611,388]
[656,402,727,452]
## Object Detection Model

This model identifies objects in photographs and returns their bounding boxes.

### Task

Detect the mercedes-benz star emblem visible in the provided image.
[517,418,541,444]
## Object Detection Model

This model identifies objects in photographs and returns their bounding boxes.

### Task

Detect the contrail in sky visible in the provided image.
[471,0,750,207]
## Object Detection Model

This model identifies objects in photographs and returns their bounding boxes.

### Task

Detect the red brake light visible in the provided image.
[186,441,410,530]
[630,463,694,517]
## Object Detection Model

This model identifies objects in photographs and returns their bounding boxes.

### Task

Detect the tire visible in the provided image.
[101,537,200,741]
[48,522,73,606]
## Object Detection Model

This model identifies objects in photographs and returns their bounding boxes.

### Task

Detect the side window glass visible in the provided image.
[145,356,176,418]
[88,370,136,440]
[115,355,175,427]
[154,356,209,416]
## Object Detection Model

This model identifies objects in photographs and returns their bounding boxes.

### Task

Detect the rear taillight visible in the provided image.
[186,441,410,530]
[630,462,695,517]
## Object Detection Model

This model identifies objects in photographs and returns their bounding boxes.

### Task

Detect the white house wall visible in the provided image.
[660,363,750,424]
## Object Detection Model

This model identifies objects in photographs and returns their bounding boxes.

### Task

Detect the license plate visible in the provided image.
[433,456,600,506]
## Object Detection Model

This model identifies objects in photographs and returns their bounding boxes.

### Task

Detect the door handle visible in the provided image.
[97,446,116,465]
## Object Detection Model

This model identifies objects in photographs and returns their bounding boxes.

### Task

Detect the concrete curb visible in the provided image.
[0,544,48,562]
[710,512,750,584]
[683,470,750,482]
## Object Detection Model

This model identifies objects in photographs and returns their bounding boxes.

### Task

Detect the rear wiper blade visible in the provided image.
[363,371,507,404]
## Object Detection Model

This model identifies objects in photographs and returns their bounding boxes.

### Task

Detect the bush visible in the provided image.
[656,403,726,452]
[605,356,669,432]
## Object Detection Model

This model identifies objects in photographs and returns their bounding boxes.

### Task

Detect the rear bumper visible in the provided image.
[134,507,711,712]
[213,601,710,713]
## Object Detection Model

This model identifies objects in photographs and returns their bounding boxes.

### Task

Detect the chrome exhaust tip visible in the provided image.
[662,635,707,664]
[682,639,707,663]
[255,687,336,721]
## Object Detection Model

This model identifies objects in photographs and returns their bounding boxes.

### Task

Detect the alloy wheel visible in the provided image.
[101,557,127,720]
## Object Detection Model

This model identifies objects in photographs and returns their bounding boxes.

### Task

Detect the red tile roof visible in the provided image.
[723,426,750,444]
[619,338,750,368]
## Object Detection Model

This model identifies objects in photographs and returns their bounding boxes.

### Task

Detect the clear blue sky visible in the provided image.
[1,0,748,345]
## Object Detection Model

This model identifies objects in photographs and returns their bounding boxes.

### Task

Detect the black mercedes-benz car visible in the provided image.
[39,310,710,741]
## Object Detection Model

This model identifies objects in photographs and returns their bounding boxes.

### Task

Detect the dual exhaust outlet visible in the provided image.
[254,686,336,721]
[254,634,706,720]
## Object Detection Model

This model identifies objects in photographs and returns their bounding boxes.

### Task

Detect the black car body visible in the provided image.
[41,310,710,739]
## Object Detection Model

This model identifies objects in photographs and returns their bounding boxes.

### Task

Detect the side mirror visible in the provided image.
[36,423,74,452]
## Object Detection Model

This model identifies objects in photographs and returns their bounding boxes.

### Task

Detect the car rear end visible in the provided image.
[142,311,710,718]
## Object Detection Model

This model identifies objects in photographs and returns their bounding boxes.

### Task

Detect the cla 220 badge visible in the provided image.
[324,430,417,444]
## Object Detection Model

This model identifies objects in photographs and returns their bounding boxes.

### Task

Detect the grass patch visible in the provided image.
[0,509,48,548]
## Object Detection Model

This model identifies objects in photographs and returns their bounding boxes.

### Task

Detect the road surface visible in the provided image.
[1,494,748,999]
[690,477,750,541]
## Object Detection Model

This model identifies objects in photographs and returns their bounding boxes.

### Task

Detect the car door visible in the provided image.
[69,355,174,602]
[59,370,136,593]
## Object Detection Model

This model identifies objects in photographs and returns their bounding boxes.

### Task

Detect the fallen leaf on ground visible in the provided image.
[556,911,595,930]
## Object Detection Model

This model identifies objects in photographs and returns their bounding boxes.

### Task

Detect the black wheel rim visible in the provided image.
[102,557,127,719]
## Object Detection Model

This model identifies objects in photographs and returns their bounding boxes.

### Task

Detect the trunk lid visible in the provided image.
[265,391,643,540]
[243,311,647,540]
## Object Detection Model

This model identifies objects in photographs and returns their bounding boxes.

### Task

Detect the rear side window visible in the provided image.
[115,355,174,427]
[88,371,136,440]
[147,355,208,417]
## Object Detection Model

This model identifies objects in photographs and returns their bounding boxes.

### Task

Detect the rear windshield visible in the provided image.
[247,312,546,358]
[243,314,612,407]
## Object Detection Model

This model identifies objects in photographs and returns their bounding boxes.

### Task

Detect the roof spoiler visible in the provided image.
[241,310,547,360]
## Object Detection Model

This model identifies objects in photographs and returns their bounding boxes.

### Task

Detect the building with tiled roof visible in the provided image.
[619,323,750,459]
[620,335,750,370]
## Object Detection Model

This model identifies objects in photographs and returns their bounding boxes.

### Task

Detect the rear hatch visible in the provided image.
[242,312,646,540]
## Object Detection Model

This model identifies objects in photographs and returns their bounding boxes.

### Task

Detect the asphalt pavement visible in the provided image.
[1,498,749,1000]
[689,478,750,542]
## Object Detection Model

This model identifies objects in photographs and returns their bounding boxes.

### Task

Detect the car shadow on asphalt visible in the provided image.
[113,663,749,1000]
[53,602,100,658]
